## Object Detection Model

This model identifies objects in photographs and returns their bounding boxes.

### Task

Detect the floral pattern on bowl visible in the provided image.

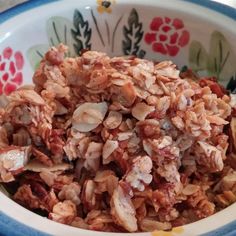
[144,17,190,56]
[0,47,24,95]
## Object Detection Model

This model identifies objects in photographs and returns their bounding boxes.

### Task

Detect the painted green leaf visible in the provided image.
[207,31,236,84]
[226,74,236,92]
[122,8,146,58]
[27,44,49,70]
[71,9,92,55]
[46,16,75,56]
[189,41,208,72]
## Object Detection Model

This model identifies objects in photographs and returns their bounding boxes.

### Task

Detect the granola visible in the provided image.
[0,44,236,232]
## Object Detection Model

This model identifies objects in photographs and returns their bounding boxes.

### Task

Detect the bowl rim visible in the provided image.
[0,0,236,25]
[1,190,236,236]
[0,0,236,235]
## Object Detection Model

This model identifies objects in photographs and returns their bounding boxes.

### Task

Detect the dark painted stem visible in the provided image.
[105,20,110,45]
[90,9,105,47]
[111,15,123,52]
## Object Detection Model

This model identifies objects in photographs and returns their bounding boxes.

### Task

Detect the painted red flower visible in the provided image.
[144,17,190,56]
[0,47,24,95]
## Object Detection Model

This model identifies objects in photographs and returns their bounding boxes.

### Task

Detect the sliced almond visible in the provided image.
[102,140,119,163]
[24,159,73,172]
[155,61,179,79]
[0,146,31,171]
[72,102,108,132]
[103,111,122,129]
[111,185,137,232]
[231,117,236,150]
[207,115,228,125]
[131,102,155,121]
[143,140,153,156]
[182,184,200,195]
[117,131,133,141]
[11,90,45,105]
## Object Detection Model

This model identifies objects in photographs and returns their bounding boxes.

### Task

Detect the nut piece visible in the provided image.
[102,140,119,164]
[230,117,236,150]
[125,155,153,191]
[24,159,72,172]
[39,169,56,187]
[72,102,108,132]
[182,184,200,195]
[196,141,224,172]
[84,142,103,172]
[82,180,97,210]
[94,170,118,195]
[49,200,77,224]
[140,218,171,231]
[0,146,31,182]
[131,102,155,121]
[10,89,45,105]
[155,61,179,79]
[58,182,81,205]
[103,111,122,129]
[111,184,137,232]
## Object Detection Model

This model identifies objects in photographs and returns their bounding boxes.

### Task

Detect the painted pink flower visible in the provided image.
[0,47,24,95]
[144,17,190,56]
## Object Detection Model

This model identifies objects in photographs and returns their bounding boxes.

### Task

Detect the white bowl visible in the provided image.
[0,0,236,235]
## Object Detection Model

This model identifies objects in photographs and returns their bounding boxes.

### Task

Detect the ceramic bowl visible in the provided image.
[0,0,236,235]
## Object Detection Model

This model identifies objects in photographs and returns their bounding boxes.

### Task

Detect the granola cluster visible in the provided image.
[0,44,236,232]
